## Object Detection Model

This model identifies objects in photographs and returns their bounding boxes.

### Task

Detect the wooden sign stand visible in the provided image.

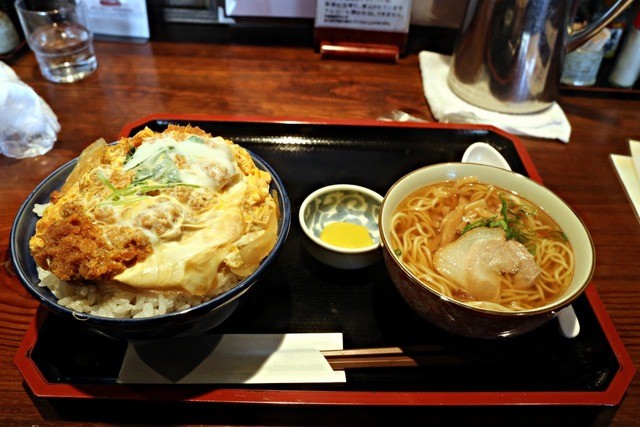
[314,0,412,63]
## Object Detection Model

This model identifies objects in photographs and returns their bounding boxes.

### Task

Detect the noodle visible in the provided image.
[390,177,574,311]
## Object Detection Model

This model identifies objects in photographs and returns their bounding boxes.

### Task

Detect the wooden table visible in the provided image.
[1,38,639,426]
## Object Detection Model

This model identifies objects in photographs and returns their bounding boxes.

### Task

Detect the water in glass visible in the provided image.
[30,22,97,83]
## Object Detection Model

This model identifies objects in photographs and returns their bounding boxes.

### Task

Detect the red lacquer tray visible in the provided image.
[14,115,636,406]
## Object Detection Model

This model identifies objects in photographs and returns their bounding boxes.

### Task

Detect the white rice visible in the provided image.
[36,267,238,318]
[33,203,49,216]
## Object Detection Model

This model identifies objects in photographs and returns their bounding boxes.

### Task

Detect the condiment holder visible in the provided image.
[299,184,382,269]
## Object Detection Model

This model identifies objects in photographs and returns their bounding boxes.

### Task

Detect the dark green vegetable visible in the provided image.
[461,195,551,254]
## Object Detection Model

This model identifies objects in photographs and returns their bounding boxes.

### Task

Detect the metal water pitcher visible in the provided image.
[447,0,635,114]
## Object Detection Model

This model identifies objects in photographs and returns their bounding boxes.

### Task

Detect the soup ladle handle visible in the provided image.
[557,305,580,338]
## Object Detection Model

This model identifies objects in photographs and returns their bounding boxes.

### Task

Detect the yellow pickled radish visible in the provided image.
[320,222,374,248]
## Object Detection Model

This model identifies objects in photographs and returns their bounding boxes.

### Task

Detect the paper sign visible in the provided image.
[315,0,412,33]
[225,0,315,18]
[85,0,150,40]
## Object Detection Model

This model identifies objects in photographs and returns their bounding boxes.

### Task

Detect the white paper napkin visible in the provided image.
[418,51,572,143]
[117,333,346,384]
[0,61,60,158]
[610,140,640,223]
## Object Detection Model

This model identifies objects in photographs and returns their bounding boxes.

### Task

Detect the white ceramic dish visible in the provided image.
[299,184,383,269]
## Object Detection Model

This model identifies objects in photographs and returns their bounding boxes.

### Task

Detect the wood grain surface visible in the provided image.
[1,39,639,426]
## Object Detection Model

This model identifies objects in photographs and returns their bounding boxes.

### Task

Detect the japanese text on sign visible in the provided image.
[315,0,412,33]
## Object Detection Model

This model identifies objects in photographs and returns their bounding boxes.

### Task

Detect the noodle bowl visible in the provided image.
[379,163,594,338]
[390,176,574,312]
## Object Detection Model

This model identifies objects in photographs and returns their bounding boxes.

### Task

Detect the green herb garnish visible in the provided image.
[96,171,118,193]
[99,181,199,206]
[133,151,181,184]
[104,181,198,205]
[97,143,199,206]
[462,195,538,254]
[187,135,205,143]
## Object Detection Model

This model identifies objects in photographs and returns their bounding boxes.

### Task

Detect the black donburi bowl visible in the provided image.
[11,150,291,341]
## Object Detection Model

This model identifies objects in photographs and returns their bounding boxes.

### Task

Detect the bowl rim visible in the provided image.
[298,183,383,254]
[10,148,291,326]
[379,162,596,317]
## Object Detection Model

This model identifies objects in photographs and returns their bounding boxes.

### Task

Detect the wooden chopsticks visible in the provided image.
[321,345,462,370]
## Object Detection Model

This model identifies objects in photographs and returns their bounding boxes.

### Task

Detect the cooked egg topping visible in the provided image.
[29,125,278,297]
[123,135,237,190]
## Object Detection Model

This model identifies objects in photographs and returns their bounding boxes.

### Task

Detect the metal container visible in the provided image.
[447,0,635,114]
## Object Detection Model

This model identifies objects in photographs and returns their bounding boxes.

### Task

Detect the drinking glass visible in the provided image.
[14,0,97,83]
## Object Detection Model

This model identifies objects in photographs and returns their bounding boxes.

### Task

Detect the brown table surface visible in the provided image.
[1,39,640,426]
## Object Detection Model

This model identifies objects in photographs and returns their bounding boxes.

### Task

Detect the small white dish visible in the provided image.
[299,184,383,269]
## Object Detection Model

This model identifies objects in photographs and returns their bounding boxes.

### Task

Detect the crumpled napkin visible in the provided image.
[0,61,60,158]
[419,51,572,143]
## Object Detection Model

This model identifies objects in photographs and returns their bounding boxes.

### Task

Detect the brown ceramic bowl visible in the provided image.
[379,163,595,339]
